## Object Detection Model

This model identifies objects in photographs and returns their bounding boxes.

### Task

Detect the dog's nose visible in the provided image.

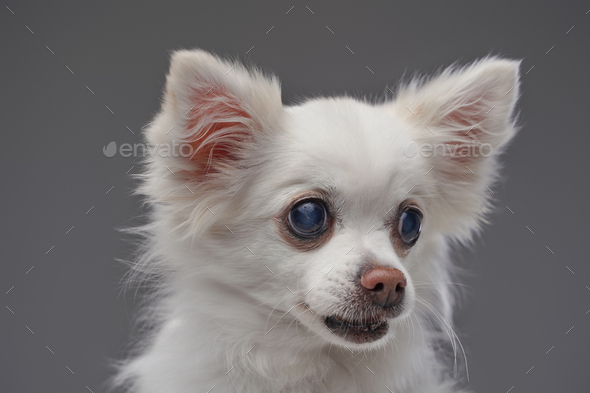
[360,267,407,308]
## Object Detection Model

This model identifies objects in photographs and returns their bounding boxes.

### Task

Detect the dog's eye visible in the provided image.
[288,200,327,236]
[398,209,422,244]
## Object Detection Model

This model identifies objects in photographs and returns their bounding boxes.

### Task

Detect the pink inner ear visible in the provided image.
[183,86,252,179]
[439,101,487,165]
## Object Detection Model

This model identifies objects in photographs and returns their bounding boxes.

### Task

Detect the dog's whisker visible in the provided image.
[413,280,473,290]
[264,299,288,335]
[417,299,458,361]
[417,297,469,381]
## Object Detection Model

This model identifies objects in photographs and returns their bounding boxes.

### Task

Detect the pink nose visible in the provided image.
[360,267,407,308]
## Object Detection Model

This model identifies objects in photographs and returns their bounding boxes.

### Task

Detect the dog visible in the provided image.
[114,49,520,393]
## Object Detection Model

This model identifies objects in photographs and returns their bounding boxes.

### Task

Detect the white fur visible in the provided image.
[114,50,520,393]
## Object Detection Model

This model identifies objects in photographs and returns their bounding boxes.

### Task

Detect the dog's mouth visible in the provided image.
[324,315,389,344]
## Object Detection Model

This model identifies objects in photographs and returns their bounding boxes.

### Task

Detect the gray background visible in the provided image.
[1,1,589,392]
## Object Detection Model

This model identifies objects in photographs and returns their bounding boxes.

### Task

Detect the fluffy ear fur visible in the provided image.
[139,49,283,234]
[392,58,521,240]
[149,49,282,180]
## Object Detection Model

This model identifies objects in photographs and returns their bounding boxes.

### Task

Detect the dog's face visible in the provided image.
[142,50,519,350]
[255,101,427,347]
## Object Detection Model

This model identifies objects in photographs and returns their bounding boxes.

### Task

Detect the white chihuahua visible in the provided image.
[115,49,520,393]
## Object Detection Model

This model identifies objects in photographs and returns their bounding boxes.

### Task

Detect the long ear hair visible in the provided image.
[136,49,284,240]
[390,57,521,242]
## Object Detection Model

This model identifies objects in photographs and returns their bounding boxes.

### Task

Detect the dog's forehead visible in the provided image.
[276,98,421,205]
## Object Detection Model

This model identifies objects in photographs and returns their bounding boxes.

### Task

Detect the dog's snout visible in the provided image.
[360,267,406,308]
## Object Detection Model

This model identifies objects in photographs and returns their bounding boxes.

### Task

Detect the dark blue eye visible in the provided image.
[398,209,422,244]
[288,200,327,236]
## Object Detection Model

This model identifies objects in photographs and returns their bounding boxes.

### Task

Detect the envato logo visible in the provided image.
[103,141,195,158]
[403,141,494,158]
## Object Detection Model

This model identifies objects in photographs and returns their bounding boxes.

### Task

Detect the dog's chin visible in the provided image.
[298,302,407,347]
[324,315,390,344]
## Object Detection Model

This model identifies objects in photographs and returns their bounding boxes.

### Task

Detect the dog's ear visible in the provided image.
[145,49,283,184]
[140,50,283,233]
[391,58,521,239]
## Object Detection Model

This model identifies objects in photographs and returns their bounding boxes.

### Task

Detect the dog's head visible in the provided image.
[141,50,519,350]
